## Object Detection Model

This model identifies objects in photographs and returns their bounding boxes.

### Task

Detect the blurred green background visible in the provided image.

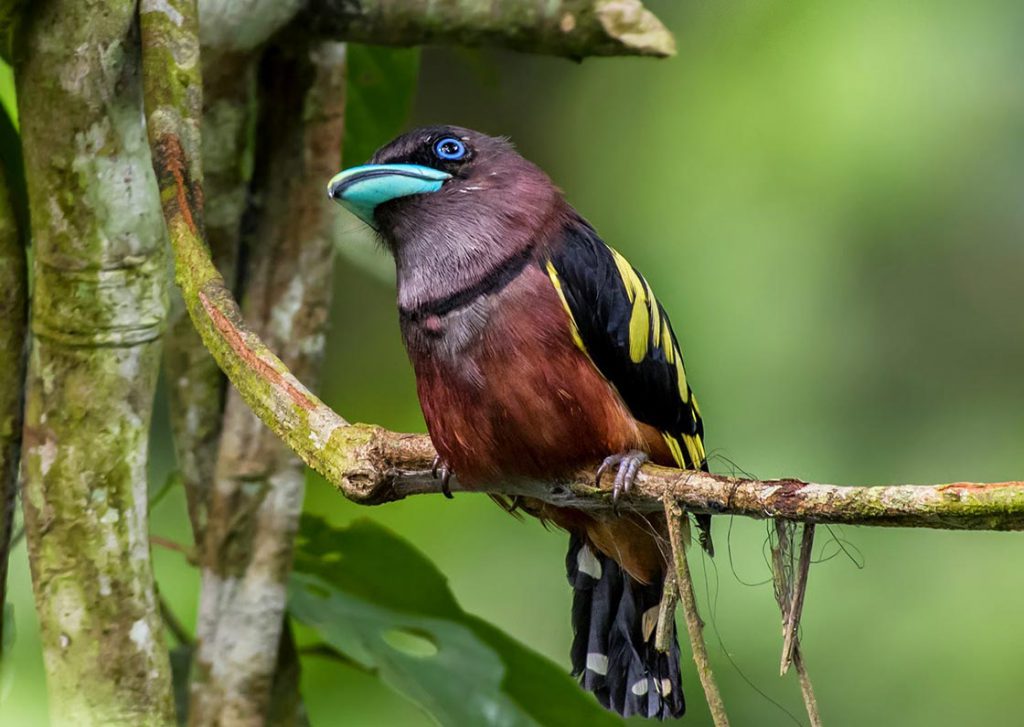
[6,0,1024,724]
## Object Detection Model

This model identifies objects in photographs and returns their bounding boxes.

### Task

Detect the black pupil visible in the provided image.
[441,141,460,156]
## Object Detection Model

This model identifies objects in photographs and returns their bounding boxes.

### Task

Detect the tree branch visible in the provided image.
[189,37,345,726]
[304,0,676,58]
[164,46,255,547]
[148,5,1022,549]
[150,142,1024,532]
[666,500,729,726]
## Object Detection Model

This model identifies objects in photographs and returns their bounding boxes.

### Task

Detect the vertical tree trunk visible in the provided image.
[16,1,174,723]
[0,152,26,652]
[189,39,345,726]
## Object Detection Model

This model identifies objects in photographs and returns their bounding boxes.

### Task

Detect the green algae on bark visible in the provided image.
[16,0,174,723]
[189,39,345,726]
[306,0,676,58]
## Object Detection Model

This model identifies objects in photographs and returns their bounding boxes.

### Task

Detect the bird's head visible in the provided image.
[327,125,559,250]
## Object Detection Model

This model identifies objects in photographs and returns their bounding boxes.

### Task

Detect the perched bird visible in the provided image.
[328,127,710,720]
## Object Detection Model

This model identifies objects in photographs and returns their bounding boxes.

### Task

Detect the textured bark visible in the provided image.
[164,48,254,545]
[306,0,676,58]
[188,39,344,726]
[199,0,305,53]
[16,0,174,723]
[157,162,1024,534]
[0,149,26,653]
[666,500,729,727]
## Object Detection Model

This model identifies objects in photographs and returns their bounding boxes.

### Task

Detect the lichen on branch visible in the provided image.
[305,0,676,58]
[188,38,346,726]
[144,0,1023,544]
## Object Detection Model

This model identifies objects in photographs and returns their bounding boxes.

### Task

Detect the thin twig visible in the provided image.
[665,498,729,726]
[150,535,198,563]
[780,524,815,675]
[792,647,823,727]
[159,594,193,647]
[654,571,678,654]
[771,522,823,726]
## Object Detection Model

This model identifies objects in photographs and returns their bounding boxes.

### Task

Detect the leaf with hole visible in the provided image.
[289,517,623,727]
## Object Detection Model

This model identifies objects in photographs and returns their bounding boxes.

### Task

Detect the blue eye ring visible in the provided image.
[433,136,467,161]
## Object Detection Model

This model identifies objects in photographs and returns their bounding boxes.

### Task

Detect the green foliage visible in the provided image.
[289,517,621,727]
[343,45,420,166]
[0,0,26,67]
[0,61,23,246]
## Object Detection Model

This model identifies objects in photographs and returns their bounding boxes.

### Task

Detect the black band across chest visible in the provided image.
[399,243,536,322]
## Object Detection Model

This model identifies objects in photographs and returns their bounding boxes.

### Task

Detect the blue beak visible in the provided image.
[327,163,452,228]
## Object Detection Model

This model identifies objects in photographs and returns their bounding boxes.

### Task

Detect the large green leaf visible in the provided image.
[343,45,420,166]
[289,517,623,727]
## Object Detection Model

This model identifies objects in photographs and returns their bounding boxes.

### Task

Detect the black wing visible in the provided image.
[543,216,707,471]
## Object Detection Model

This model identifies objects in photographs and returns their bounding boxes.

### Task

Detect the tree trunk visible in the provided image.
[16,1,174,723]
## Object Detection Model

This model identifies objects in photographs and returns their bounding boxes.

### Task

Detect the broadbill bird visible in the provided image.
[328,127,711,720]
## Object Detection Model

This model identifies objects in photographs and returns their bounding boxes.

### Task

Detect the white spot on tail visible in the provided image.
[577,545,602,580]
[657,678,673,696]
[586,653,608,675]
[631,679,650,696]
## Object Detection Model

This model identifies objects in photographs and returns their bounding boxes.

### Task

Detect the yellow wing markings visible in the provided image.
[608,247,651,363]
[662,430,707,470]
[647,279,662,349]
[550,246,707,471]
[545,260,588,353]
[607,247,692,408]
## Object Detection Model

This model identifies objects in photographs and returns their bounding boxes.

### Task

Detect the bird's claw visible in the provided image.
[431,455,454,499]
[596,450,649,508]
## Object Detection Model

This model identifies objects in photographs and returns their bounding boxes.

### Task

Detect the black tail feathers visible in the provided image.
[566,533,685,720]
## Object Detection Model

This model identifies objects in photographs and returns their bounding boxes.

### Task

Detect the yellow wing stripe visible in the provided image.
[683,433,704,467]
[647,280,662,349]
[662,319,675,364]
[663,434,686,467]
[545,261,587,353]
[674,357,689,403]
[609,247,650,363]
[663,432,707,470]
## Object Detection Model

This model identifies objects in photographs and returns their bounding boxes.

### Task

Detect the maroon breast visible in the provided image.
[407,264,644,486]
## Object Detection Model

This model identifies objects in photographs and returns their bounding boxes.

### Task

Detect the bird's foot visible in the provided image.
[595,450,649,505]
[431,455,455,499]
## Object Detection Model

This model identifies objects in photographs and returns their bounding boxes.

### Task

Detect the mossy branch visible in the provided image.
[188,39,345,726]
[197,0,675,58]
[304,0,676,58]
[147,89,1024,531]
[144,5,1023,541]
[153,160,1024,533]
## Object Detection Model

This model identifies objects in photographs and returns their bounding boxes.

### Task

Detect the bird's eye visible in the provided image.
[433,137,467,161]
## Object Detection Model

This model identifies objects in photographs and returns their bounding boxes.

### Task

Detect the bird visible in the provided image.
[328,126,710,720]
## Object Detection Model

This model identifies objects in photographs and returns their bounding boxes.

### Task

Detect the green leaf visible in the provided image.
[289,517,623,727]
[343,45,420,166]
